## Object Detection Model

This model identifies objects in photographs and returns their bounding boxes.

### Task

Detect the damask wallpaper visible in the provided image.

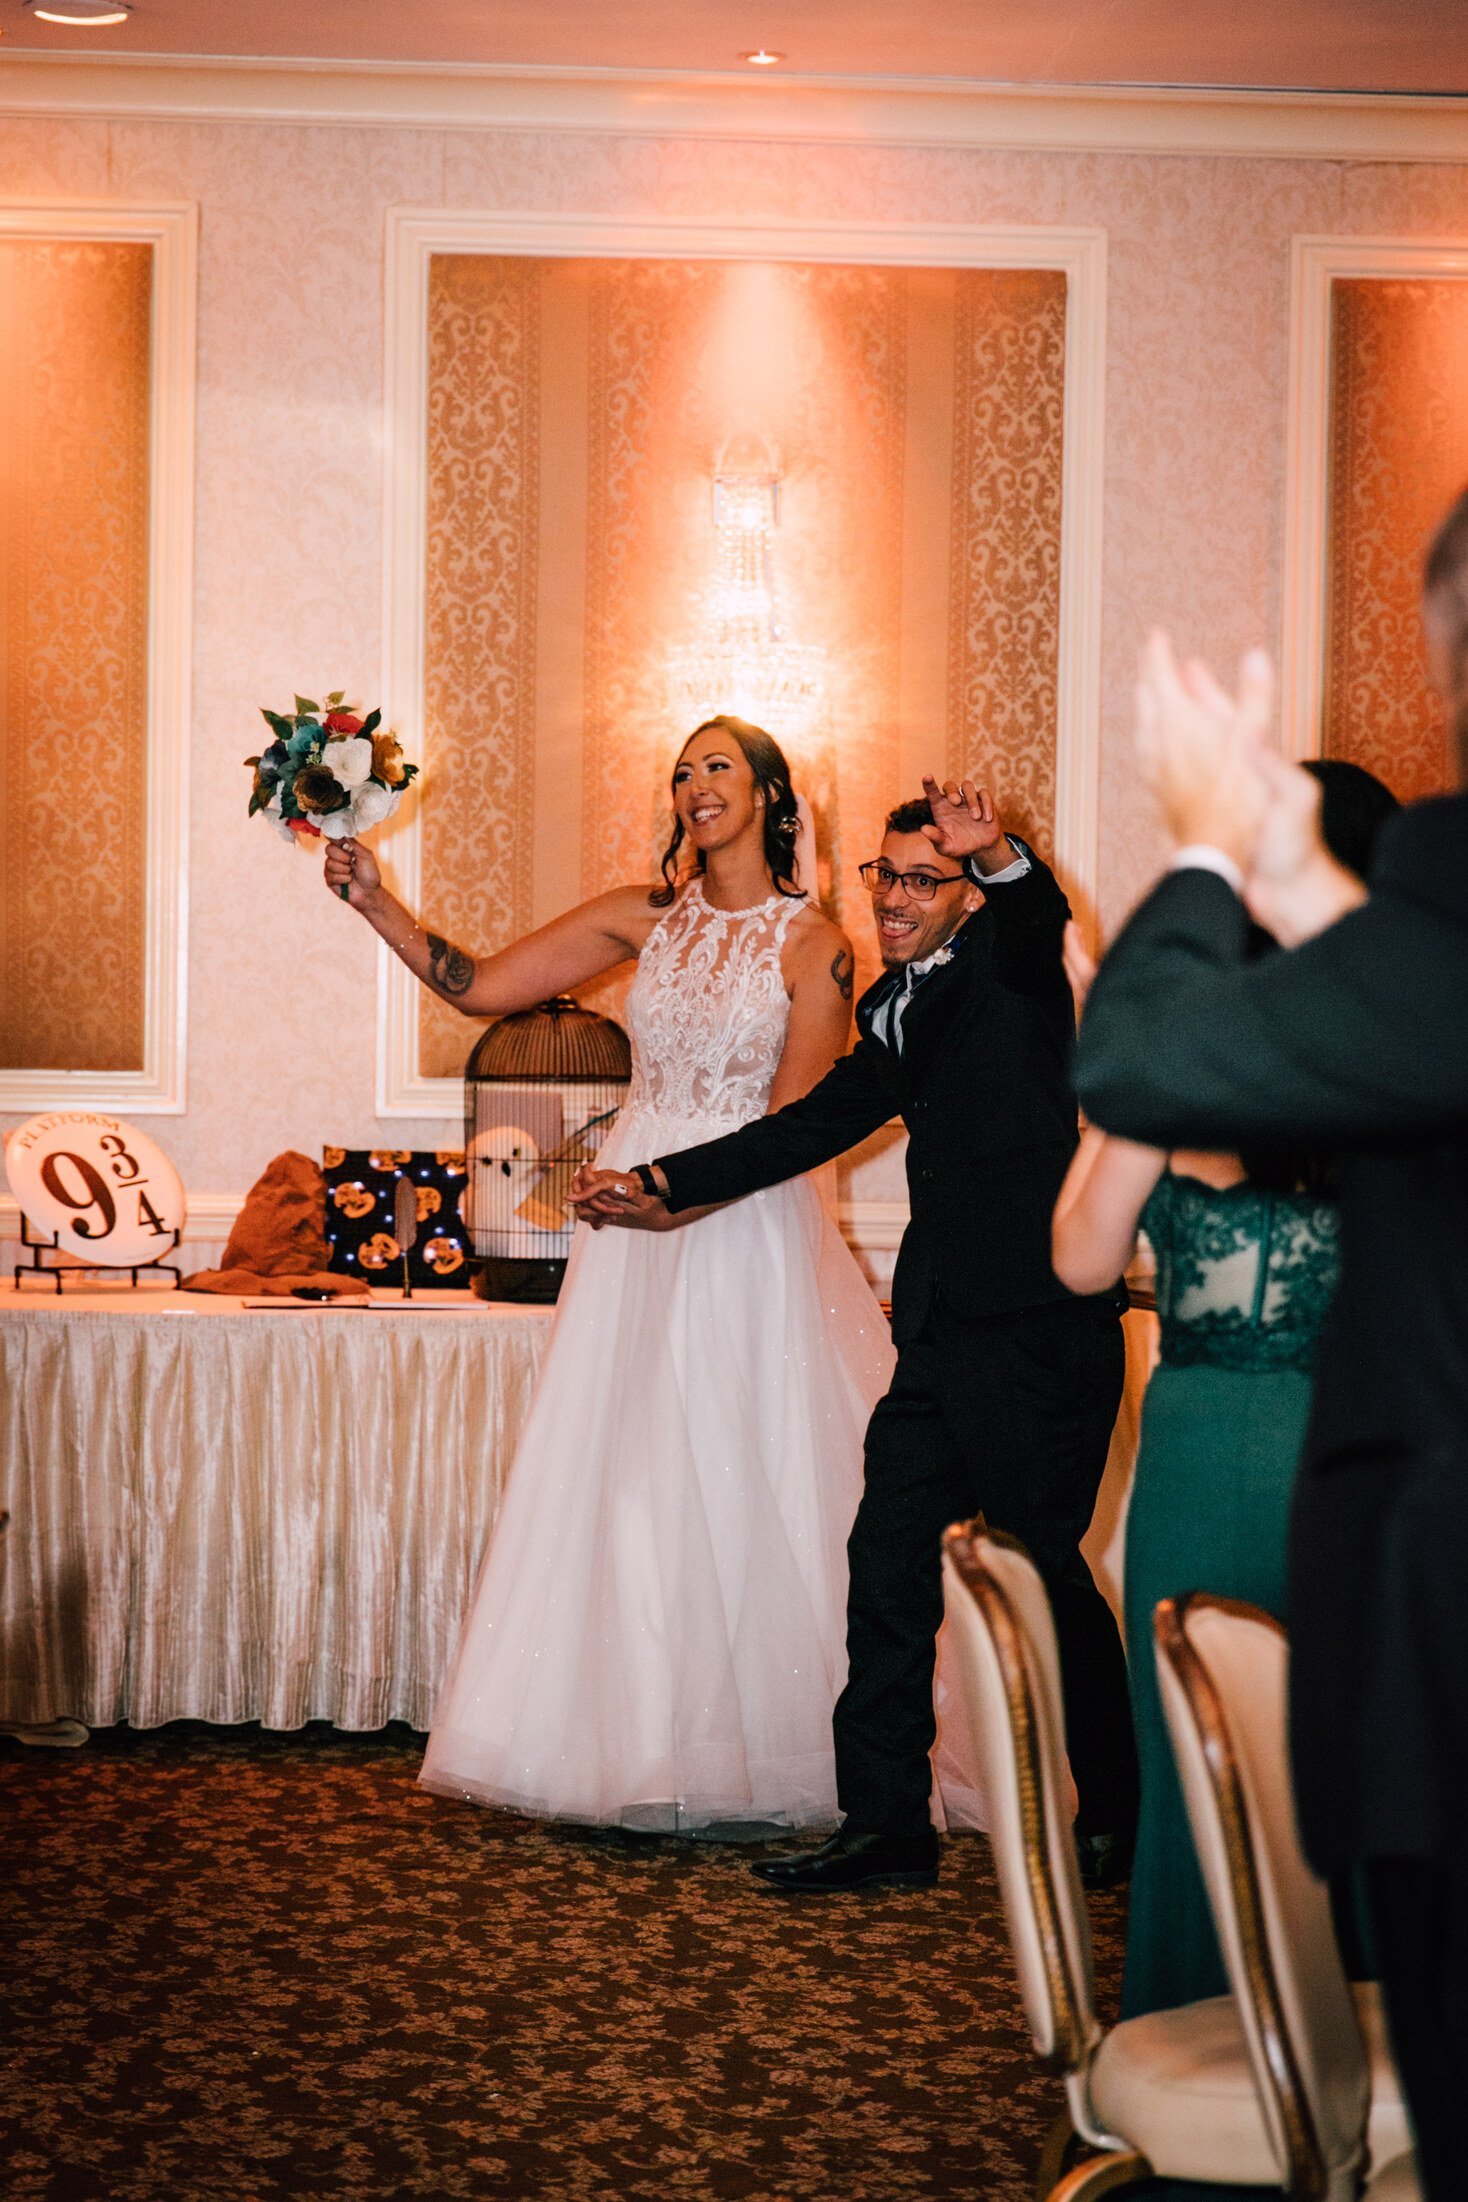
[0,238,151,1071]
[420,254,541,1082]
[948,269,1066,842]
[1324,277,1467,803]
[1,108,1466,1207]
[418,254,1066,1064]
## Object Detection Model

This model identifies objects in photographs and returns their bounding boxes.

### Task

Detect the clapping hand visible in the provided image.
[1134,633,1365,945]
[1134,632,1274,866]
[1062,920,1098,1008]
[568,1166,671,1232]
[1244,743,1366,947]
[920,776,1013,870]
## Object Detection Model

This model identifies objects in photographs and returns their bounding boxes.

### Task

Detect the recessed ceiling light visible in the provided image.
[741,50,784,66]
[25,0,132,21]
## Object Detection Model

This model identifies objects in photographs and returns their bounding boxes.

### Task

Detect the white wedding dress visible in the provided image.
[419,879,984,1833]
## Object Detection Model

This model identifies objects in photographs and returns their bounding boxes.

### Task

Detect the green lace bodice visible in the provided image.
[1141,1171,1341,1372]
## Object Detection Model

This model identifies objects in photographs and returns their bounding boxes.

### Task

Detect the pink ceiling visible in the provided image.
[5,0,1468,96]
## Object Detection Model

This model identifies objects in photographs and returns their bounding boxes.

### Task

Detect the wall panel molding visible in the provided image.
[1282,234,1468,765]
[0,197,195,1115]
[3,52,1468,163]
[379,210,1106,1114]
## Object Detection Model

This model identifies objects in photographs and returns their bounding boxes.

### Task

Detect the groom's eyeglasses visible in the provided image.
[857,861,967,903]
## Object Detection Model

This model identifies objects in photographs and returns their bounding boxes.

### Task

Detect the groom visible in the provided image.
[573,778,1137,1892]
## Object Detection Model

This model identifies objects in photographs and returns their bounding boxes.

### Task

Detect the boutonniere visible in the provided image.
[929,945,956,970]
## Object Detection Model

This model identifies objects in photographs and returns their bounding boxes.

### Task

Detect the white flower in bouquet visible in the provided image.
[348,780,396,833]
[325,736,373,789]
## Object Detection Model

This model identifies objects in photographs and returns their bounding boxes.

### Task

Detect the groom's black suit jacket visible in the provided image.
[1074,792,1468,1874]
[655,849,1093,1348]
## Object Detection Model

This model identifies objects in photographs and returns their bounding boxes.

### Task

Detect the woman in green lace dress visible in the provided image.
[1053,761,1396,2036]
[1116,1163,1339,2015]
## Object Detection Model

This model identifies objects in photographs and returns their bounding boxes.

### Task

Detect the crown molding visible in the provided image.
[2,51,1468,160]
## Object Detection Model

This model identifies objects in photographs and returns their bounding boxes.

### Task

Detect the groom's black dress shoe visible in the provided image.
[751,1826,940,1893]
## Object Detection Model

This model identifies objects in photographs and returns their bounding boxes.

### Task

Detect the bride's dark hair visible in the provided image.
[649,715,805,908]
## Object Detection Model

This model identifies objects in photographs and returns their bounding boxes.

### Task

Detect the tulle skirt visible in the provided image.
[419,1105,985,1833]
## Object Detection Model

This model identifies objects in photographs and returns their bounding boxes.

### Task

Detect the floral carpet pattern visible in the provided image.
[3,1722,1126,2200]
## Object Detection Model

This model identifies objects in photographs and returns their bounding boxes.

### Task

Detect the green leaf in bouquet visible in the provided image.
[294,695,321,717]
[359,707,382,738]
[261,708,294,738]
[325,691,345,707]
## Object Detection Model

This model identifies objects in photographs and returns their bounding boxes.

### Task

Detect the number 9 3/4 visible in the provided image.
[4,1112,186,1268]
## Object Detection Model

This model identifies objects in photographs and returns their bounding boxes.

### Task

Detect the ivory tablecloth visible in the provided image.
[0,1287,552,1730]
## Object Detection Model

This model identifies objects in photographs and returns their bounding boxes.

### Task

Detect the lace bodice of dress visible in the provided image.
[1141,1172,1341,1373]
[624,880,805,1135]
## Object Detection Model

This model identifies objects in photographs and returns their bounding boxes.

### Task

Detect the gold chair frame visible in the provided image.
[1153,1592,1331,2198]
[942,1522,1150,2199]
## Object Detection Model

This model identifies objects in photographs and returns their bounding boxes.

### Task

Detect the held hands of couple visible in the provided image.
[568,1166,670,1232]
[1135,632,1365,946]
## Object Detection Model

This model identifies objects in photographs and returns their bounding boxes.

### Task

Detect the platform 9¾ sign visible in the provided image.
[4,1113,186,1267]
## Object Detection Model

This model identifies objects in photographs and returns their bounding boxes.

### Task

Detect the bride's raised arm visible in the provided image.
[324,834,657,1018]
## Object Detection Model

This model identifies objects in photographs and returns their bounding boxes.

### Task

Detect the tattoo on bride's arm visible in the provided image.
[830,948,854,1003]
[425,931,476,997]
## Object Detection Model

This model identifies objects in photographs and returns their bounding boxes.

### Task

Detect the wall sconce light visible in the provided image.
[667,434,827,746]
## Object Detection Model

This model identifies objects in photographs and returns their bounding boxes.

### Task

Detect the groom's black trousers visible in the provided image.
[835,1293,1138,1840]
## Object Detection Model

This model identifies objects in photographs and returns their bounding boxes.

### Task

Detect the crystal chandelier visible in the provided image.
[667,448,827,746]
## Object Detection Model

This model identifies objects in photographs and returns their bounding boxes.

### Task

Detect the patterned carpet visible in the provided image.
[2,1721,1127,2200]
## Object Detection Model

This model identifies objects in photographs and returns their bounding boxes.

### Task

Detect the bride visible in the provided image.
[326,715,898,1831]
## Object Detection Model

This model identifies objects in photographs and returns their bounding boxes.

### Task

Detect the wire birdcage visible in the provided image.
[463,996,632,1303]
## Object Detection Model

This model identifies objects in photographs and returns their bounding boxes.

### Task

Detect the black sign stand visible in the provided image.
[13,1212,183,1293]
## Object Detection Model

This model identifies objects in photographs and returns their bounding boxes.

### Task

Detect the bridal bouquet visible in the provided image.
[245,691,419,850]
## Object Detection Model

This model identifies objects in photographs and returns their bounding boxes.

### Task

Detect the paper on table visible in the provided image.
[239,1297,371,1310]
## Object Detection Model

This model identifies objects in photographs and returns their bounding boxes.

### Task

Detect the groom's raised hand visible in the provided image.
[921,776,1017,875]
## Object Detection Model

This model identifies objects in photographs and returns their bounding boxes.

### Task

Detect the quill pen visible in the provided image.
[393,1177,418,1300]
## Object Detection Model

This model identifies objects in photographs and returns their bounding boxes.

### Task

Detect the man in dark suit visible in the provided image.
[1073,607,1468,2199]
[574,777,1137,1893]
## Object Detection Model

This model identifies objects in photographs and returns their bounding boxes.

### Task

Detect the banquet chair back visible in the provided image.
[941,1523,1122,2156]
[1154,1595,1371,2201]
